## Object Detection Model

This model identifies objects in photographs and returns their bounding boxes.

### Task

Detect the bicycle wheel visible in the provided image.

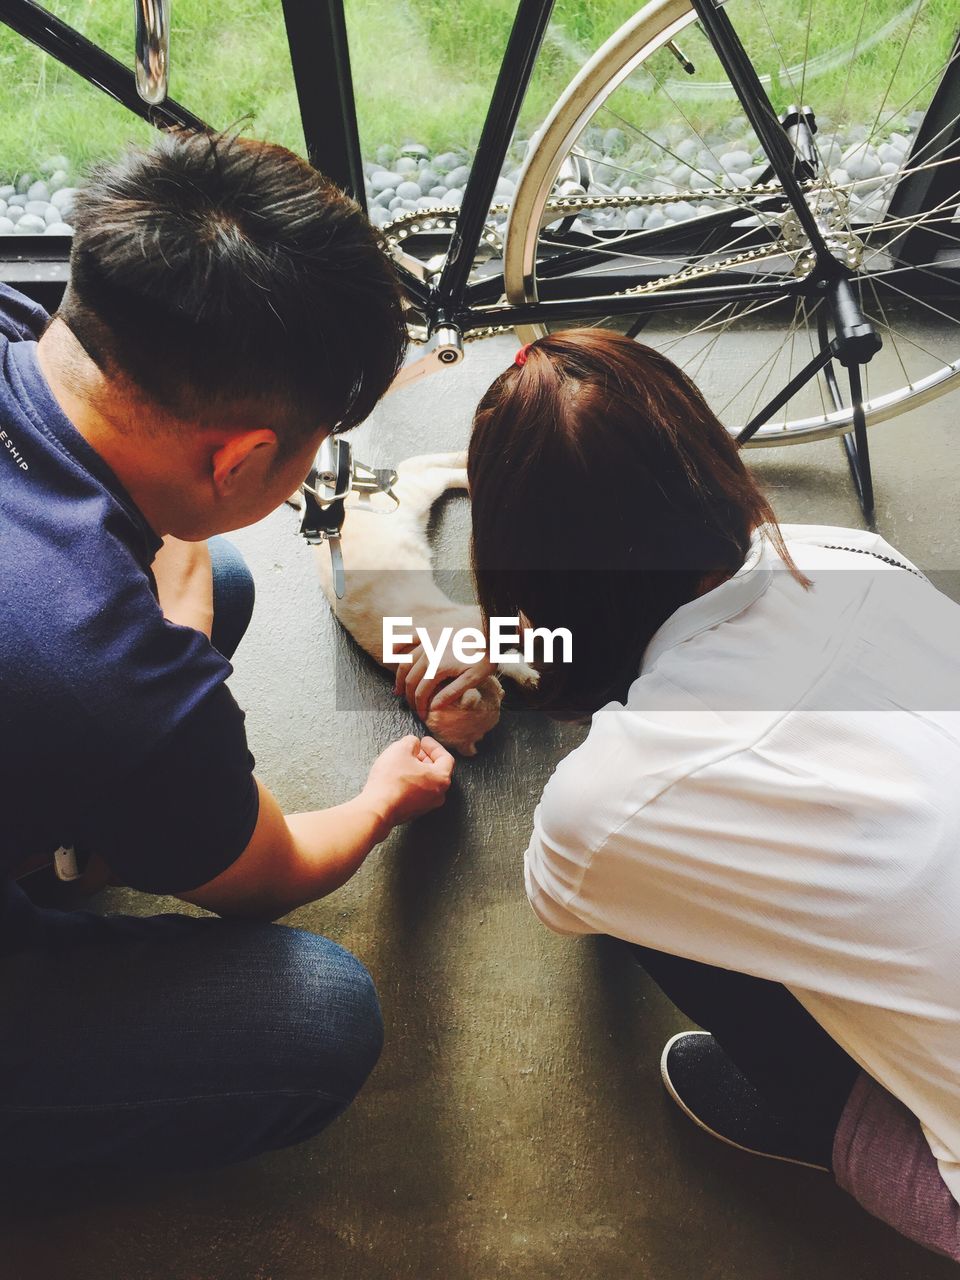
[503,0,960,445]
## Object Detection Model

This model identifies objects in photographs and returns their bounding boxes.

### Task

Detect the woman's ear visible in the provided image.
[461,688,482,709]
[211,429,278,496]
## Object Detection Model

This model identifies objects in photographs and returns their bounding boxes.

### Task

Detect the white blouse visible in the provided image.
[525,524,960,1201]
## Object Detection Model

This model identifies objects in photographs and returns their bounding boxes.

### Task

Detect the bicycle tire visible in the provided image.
[503,0,960,446]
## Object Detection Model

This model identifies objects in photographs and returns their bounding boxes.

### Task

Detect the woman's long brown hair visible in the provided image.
[468,329,806,720]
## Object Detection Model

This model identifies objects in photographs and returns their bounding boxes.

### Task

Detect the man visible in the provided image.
[0,129,455,1173]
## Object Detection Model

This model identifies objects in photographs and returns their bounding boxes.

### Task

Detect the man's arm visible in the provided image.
[151,535,214,638]
[180,735,454,920]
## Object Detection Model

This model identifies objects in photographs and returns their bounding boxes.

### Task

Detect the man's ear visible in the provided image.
[210,429,278,496]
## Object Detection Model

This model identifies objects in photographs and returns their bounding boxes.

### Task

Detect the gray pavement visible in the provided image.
[4,333,959,1280]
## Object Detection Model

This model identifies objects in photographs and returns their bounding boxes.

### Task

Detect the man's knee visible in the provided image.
[264,926,384,1106]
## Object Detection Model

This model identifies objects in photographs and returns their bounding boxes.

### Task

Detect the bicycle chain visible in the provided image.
[383,178,811,343]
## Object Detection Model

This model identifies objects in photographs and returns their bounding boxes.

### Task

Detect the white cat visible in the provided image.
[313,451,538,756]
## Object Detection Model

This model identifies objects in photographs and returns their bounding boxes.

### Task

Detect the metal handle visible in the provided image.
[135,0,169,105]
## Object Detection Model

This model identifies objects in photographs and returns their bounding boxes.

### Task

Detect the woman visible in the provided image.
[400,329,960,1259]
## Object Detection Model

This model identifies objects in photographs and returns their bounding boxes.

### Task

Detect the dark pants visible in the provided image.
[0,538,383,1174]
[633,944,861,1157]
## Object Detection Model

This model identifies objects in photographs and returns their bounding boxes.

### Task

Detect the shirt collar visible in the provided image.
[6,337,162,562]
[640,527,774,673]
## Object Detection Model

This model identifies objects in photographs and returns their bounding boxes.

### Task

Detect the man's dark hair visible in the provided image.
[61,129,407,442]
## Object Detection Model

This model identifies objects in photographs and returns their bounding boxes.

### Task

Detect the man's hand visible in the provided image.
[361,735,455,830]
[152,535,214,638]
[181,737,456,920]
[393,643,496,721]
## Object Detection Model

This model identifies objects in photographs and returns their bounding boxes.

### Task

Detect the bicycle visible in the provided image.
[2,0,959,522]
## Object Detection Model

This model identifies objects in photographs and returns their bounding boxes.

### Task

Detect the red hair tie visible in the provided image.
[515,343,531,367]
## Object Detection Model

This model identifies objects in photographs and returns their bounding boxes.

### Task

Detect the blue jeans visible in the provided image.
[0,540,383,1174]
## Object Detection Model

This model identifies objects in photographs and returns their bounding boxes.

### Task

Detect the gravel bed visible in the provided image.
[0,114,928,240]
[0,154,77,236]
[361,113,926,235]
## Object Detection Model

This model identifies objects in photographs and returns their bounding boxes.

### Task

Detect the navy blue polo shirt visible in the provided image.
[0,283,259,907]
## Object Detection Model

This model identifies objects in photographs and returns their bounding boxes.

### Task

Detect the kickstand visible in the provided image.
[817,307,877,528]
[840,362,876,526]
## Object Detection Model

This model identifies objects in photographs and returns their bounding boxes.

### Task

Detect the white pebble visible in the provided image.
[676,138,698,162]
[15,214,46,233]
[51,187,78,212]
[878,144,905,167]
[664,200,696,221]
[840,143,881,181]
[721,149,752,173]
[27,180,49,202]
[0,216,14,235]
[369,170,401,193]
[433,152,462,172]
[44,221,73,235]
[24,200,49,217]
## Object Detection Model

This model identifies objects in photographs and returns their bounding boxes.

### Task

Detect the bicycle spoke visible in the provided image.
[866,279,915,389]
[589,111,725,193]
[868,273,960,337]
[831,0,871,171]
[798,0,814,112]
[668,295,784,372]
[800,298,830,421]
[866,308,952,373]
[718,338,783,421]
[551,217,781,279]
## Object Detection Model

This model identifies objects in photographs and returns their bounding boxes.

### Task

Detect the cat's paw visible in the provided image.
[497,656,540,688]
[425,676,504,755]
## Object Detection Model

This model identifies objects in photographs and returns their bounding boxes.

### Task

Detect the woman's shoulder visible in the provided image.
[775,522,921,573]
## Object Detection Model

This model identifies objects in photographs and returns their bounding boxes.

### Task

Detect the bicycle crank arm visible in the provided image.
[389,325,464,395]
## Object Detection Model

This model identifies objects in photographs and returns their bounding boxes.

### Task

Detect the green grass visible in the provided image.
[0,0,953,183]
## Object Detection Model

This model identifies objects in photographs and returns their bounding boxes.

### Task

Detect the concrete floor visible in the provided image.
[4,334,960,1280]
